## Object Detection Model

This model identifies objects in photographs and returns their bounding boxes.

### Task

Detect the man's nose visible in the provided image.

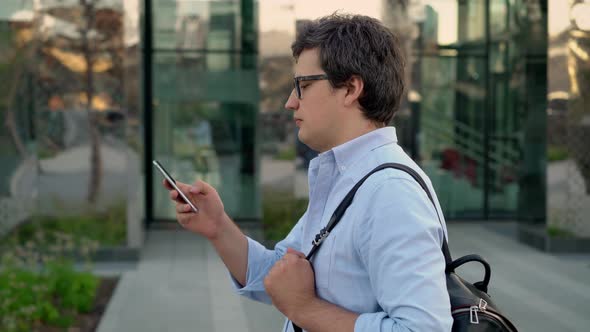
[284,90,299,111]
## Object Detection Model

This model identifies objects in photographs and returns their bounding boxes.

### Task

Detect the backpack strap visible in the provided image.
[305,163,452,264]
[292,163,452,332]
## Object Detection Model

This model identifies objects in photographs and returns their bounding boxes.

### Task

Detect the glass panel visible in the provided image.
[404,0,460,47]
[412,0,548,221]
[152,50,259,221]
[490,0,509,38]
[0,0,36,237]
[0,5,144,297]
[547,0,590,236]
[419,53,486,219]
[0,0,141,248]
[33,1,130,245]
[153,0,242,51]
[458,0,486,43]
[512,0,547,223]
[488,36,522,217]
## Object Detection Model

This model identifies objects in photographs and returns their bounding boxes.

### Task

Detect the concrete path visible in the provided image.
[96,223,590,332]
[96,229,284,332]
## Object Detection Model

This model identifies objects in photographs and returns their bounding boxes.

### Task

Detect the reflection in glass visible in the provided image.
[0,3,37,237]
[404,0,546,220]
[151,0,260,221]
[418,55,486,218]
[0,0,143,247]
[547,0,590,237]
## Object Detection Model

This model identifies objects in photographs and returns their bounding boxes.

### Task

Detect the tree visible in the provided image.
[1,21,33,160]
[34,0,124,204]
[567,1,590,194]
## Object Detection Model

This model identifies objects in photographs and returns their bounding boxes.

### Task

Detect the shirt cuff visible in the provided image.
[354,312,389,332]
[228,236,276,304]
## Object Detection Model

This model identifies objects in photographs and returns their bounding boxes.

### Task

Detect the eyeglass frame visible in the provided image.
[293,74,329,99]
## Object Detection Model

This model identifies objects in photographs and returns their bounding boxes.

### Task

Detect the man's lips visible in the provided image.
[294,118,302,126]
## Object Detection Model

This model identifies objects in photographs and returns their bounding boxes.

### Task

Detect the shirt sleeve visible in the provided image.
[229,213,305,304]
[353,176,453,332]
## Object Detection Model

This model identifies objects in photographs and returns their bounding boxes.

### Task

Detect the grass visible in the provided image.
[547,225,574,238]
[0,221,102,332]
[548,145,569,162]
[0,202,120,331]
[0,261,99,332]
[275,147,296,161]
[12,203,127,247]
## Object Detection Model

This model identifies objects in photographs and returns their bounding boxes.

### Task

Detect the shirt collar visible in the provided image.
[332,127,398,174]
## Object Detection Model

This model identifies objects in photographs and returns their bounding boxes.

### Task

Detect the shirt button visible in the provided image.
[340,166,346,172]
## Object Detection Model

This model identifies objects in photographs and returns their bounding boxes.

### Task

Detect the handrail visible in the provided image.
[420,116,519,175]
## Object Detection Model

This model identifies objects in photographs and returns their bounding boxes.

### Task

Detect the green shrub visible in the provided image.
[0,211,104,331]
[0,261,99,332]
[547,225,573,237]
[262,190,308,241]
[13,202,127,247]
[275,147,296,161]
[48,261,99,313]
[548,145,569,162]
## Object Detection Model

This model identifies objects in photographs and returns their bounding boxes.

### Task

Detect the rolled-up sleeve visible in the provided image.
[230,216,304,304]
[353,177,452,332]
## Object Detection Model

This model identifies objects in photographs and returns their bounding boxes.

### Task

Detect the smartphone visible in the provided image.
[153,160,199,213]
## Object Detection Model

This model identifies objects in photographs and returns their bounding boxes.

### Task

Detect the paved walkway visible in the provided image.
[96,223,590,332]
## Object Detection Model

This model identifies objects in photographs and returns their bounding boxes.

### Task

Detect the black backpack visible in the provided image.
[293,163,518,332]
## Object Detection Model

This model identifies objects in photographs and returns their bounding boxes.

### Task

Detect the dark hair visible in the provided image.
[292,13,405,124]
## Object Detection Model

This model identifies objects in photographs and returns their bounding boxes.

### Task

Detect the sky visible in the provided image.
[259,0,459,44]
[259,0,382,36]
[2,0,578,45]
[260,0,582,43]
[549,0,578,36]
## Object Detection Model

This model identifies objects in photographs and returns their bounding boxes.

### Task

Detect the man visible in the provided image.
[164,13,452,332]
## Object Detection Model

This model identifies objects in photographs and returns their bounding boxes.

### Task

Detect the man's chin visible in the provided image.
[297,132,308,145]
[297,131,306,144]
[298,134,321,152]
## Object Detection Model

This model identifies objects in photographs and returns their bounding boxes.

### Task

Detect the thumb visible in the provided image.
[189,180,213,195]
[173,181,192,194]
[287,247,306,258]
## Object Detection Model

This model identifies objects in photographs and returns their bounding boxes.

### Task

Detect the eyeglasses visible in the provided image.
[293,74,329,99]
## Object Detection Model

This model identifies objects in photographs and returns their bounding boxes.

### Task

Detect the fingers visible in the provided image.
[162,179,173,190]
[168,188,185,204]
[282,249,306,264]
[286,247,306,259]
[163,180,184,203]
[177,213,191,226]
[175,203,193,213]
[189,180,214,195]
[174,180,193,193]
[164,179,193,204]
[162,178,191,191]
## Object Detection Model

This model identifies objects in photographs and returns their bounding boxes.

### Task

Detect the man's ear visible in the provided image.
[343,75,364,107]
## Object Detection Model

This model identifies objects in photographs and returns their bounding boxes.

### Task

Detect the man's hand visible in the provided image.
[163,179,228,240]
[164,179,249,285]
[264,248,317,319]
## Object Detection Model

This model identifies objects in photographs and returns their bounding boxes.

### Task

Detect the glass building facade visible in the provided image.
[0,0,260,251]
[390,0,547,221]
[1,0,588,252]
[0,0,142,248]
[148,0,260,223]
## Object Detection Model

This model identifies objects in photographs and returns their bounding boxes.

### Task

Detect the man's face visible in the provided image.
[285,48,345,153]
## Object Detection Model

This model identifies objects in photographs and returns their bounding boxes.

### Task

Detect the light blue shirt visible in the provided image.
[232,127,453,331]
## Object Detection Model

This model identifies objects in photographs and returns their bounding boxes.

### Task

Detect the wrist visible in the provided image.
[290,296,321,327]
[208,212,233,242]
[291,297,360,332]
